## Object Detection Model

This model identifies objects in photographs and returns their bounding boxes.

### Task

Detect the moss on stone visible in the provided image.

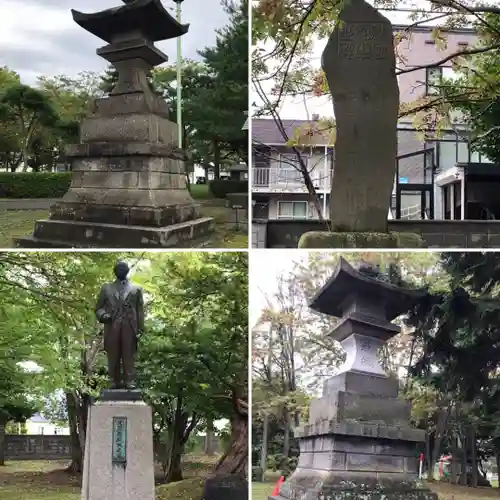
[298,231,425,249]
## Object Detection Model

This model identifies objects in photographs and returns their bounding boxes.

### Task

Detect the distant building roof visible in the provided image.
[252,118,320,146]
[227,163,248,172]
[29,413,49,423]
[392,24,476,35]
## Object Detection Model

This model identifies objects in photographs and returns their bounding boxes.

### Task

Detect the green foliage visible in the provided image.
[442,14,500,163]
[99,66,118,95]
[153,0,248,175]
[0,172,71,198]
[209,179,248,198]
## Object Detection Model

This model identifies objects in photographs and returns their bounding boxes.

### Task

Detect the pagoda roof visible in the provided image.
[72,0,189,44]
[308,257,426,321]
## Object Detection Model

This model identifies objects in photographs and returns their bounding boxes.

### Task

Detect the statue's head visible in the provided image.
[114,261,130,281]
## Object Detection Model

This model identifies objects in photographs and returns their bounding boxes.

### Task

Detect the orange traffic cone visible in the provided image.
[271,476,285,496]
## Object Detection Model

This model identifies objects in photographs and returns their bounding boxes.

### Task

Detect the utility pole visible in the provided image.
[173,0,184,149]
[259,323,273,479]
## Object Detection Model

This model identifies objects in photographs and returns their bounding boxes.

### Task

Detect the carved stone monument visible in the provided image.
[270,257,437,500]
[298,0,422,248]
[17,0,214,248]
[82,262,154,500]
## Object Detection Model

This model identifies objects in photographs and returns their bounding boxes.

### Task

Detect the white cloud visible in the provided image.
[0,0,229,85]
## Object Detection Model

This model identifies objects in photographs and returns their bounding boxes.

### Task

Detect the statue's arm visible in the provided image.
[95,285,109,323]
[137,287,145,334]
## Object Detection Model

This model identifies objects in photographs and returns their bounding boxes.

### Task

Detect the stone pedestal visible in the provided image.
[82,396,154,500]
[270,258,436,500]
[16,0,214,248]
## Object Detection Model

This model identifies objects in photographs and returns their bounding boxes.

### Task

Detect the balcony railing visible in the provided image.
[253,167,333,192]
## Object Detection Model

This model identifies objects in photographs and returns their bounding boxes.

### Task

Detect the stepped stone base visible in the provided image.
[16,217,214,248]
[270,426,437,500]
[271,469,437,500]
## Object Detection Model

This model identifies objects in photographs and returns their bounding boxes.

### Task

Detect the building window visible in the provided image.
[277,153,307,184]
[38,426,44,435]
[277,201,308,219]
[426,67,442,95]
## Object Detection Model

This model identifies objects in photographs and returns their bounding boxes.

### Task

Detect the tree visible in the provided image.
[440,14,500,162]
[407,252,500,486]
[0,251,125,471]
[154,0,248,179]
[139,252,248,482]
[0,84,59,170]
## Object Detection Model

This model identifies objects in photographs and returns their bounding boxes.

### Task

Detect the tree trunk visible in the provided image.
[460,429,467,485]
[429,406,449,481]
[283,408,290,459]
[205,418,216,456]
[259,413,269,478]
[425,431,434,480]
[65,392,83,473]
[214,395,248,476]
[496,449,500,487]
[213,140,221,180]
[470,426,478,487]
[165,440,184,483]
[0,422,6,466]
[162,394,198,483]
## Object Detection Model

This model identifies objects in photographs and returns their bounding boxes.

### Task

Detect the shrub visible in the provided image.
[0,172,71,198]
[209,179,247,198]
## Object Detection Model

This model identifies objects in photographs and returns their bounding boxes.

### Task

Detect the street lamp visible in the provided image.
[173,0,184,149]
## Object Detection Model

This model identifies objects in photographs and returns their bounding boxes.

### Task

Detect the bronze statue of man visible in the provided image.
[95,261,144,390]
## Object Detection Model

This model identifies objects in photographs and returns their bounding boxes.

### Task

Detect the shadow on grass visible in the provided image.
[0,455,219,500]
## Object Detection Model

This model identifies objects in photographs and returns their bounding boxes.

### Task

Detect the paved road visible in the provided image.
[0,199,58,210]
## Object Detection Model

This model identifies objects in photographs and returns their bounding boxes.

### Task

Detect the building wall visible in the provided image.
[25,420,69,436]
[396,28,477,103]
[264,192,422,221]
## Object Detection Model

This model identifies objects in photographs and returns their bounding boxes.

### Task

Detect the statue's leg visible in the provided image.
[106,327,120,389]
[121,328,136,389]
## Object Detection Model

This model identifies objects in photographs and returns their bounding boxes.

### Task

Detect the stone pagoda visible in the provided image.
[271,257,437,500]
[17,0,214,248]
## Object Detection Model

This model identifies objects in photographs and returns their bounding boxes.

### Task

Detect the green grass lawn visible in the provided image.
[0,202,248,249]
[0,455,217,500]
[252,481,500,500]
[189,183,213,200]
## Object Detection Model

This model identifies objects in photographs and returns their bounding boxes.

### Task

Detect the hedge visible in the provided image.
[209,179,248,198]
[0,172,71,198]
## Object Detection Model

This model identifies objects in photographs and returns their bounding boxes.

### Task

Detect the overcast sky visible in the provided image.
[253,1,467,119]
[0,0,229,85]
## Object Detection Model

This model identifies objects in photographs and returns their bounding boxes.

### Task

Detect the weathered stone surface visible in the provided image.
[202,474,248,500]
[82,400,155,500]
[298,231,425,248]
[322,371,399,398]
[80,114,177,143]
[309,391,411,425]
[99,389,143,402]
[295,420,425,442]
[322,0,399,232]
[16,217,215,248]
[270,469,438,500]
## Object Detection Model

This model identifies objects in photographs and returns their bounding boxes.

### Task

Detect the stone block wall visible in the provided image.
[4,434,221,460]
[252,219,500,248]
